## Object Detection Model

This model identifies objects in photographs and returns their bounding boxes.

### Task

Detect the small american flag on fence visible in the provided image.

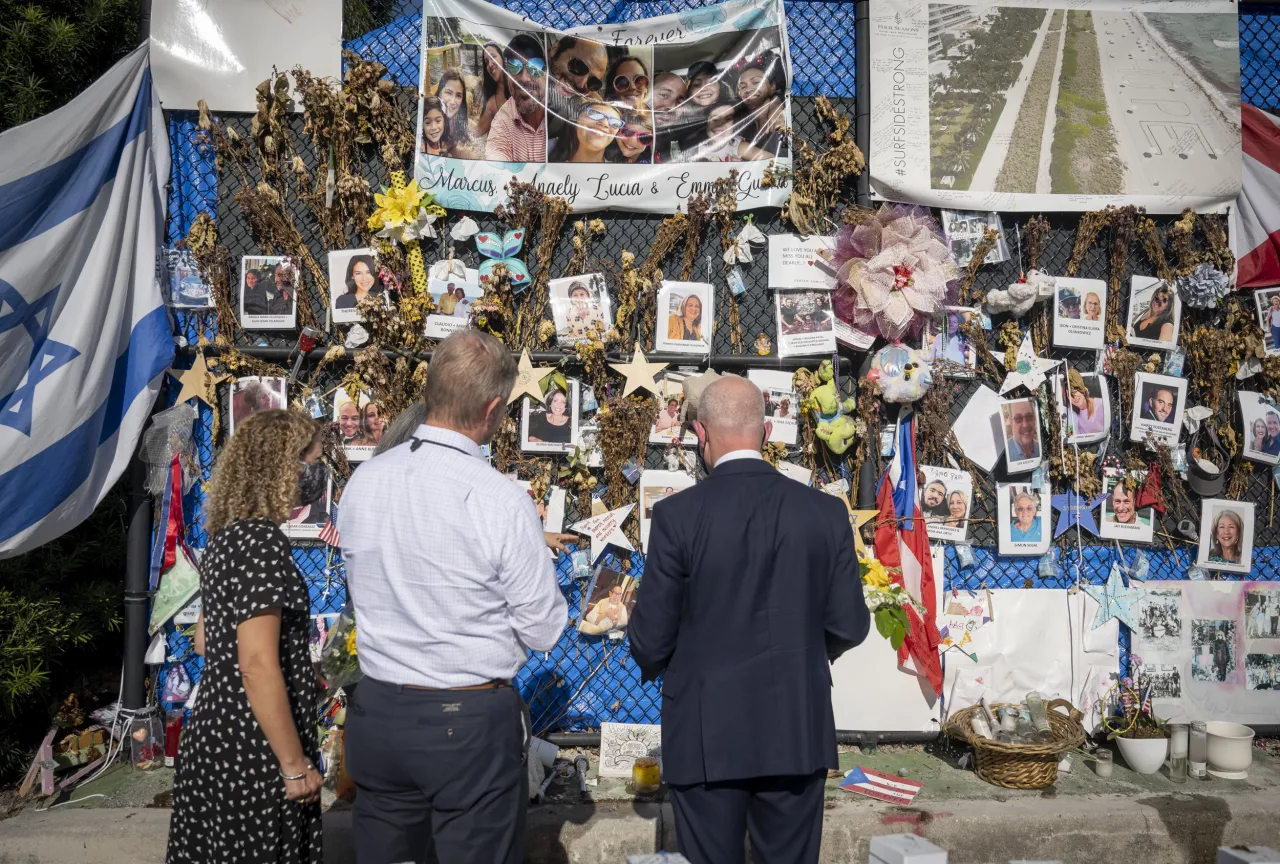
[838,766,923,805]
[318,518,340,547]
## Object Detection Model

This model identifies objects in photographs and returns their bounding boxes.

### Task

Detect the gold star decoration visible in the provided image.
[508,349,558,405]
[169,350,228,407]
[609,344,668,398]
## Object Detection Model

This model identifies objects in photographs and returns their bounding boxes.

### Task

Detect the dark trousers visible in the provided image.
[669,770,827,864]
[345,678,529,864]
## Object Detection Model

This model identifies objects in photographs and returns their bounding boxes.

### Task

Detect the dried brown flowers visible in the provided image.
[762,96,864,235]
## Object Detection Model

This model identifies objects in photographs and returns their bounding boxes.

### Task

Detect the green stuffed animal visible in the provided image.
[810,360,858,455]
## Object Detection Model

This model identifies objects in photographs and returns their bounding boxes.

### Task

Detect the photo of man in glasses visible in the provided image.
[547,35,610,139]
[484,32,550,163]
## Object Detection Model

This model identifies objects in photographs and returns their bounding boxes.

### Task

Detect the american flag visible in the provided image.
[839,766,924,805]
[319,518,340,547]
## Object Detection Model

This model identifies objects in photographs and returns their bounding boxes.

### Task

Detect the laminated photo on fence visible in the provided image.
[328,249,387,325]
[415,0,793,213]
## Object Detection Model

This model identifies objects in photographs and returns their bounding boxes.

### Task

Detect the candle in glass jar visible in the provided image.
[1095,748,1113,779]
[632,756,661,793]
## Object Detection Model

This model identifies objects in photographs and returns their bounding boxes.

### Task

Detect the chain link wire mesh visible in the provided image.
[156,4,1280,729]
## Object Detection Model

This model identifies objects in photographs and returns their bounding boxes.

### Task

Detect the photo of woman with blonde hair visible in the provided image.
[1208,509,1244,565]
[668,293,704,341]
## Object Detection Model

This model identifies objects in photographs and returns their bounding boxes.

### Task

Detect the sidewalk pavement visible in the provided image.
[4,745,1280,863]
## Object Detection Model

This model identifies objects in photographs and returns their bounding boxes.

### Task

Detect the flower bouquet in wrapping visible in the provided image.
[860,556,924,651]
[829,205,959,344]
[318,607,363,690]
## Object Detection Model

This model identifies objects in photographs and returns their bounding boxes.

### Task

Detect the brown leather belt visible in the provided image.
[401,679,512,692]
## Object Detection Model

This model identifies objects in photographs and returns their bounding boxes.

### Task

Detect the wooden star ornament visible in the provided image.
[169,350,228,407]
[609,344,668,398]
[996,332,1061,395]
[570,504,635,563]
[508,350,558,405]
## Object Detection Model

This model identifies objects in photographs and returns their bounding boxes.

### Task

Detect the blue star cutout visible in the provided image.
[0,280,80,436]
[1051,489,1106,538]
[1083,563,1142,630]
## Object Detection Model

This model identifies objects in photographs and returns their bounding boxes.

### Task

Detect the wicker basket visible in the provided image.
[945,699,1085,790]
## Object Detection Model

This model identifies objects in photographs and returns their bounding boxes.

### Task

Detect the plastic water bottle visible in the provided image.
[1189,721,1208,778]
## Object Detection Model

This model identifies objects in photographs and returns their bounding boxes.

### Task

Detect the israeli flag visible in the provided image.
[0,45,172,557]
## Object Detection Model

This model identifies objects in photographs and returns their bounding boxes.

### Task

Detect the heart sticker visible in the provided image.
[477,235,489,242]
[513,231,523,239]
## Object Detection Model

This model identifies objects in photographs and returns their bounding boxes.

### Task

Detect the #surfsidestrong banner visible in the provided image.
[870,0,1241,213]
[414,0,794,213]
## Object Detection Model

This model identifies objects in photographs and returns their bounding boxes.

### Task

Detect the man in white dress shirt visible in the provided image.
[338,330,568,864]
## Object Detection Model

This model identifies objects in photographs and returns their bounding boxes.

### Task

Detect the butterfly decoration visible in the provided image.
[476,229,531,291]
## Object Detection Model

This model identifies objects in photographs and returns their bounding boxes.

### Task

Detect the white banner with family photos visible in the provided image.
[869,0,1241,213]
[1133,581,1280,727]
[415,0,793,213]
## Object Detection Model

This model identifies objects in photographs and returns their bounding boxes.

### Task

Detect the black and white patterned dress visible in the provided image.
[167,519,321,864]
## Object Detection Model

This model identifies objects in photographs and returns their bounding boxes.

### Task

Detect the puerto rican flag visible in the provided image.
[839,766,924,805]
[1233,103,1280,289]
[874,411,943,697]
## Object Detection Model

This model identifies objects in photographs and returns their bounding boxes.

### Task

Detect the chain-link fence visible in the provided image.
[156,3,1280,731]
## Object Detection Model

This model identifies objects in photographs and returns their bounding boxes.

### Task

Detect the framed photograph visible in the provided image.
[748,369,799,446]
[1255,287,1280,356]
[997,484,1049,556]
[1244,588,1280,640]
[425,268,481,339]
[1239,391,1280,465]
[998,397,1042,473]
[309,613,340,663]
[166,247,212,308]
[940,210,1008,268]
[1052,372,1110,445]
[578,565,638,636]
[655,281,712,354]
[1099,469,1154,544]
[328,249,387,324]
[550,274,611,347]
[229,376,287,435]
[1130,373,1187,446]
[1126,276,1181,351]
[1191,619,1237,683]
[649,373,696,447]
[239,255,298,330]
[776,289,835,357]
[521,379,580,454]
[1052,277,1107,350]
[283,471,330,540]
[918,465,971,544]
[333,388,386,462]
[923,306,980,377]
[639,470,695,551]
[1195,499,1255,574]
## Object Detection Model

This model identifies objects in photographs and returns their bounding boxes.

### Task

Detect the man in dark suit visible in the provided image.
[629,375,869,864]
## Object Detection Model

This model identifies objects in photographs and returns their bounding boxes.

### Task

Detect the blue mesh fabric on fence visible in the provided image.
[156,3,1280,728]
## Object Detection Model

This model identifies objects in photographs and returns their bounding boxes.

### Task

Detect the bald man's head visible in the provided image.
[694,375,768,467]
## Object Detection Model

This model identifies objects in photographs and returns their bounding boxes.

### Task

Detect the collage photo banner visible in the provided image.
[414,0,794,212]
[869,0,1242,213]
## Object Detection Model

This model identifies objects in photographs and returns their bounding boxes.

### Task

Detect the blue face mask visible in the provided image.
[297,461,328,506]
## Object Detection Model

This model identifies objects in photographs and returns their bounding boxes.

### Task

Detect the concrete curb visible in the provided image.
[2,789,1279,863]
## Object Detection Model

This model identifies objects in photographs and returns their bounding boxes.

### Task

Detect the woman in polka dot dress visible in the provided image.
[167,410,325,864]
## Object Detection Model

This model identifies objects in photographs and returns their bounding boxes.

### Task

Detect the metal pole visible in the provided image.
[122,439,153,712]
[137,0,153,45]
[854,0,871,209]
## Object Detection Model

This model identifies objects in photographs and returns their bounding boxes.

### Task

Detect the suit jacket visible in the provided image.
[629,457,870,786]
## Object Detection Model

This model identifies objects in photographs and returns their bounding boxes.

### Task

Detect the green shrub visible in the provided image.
[1087,112,1109,128]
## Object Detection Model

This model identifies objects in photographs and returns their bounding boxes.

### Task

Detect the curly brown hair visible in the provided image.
[205,409,318,537]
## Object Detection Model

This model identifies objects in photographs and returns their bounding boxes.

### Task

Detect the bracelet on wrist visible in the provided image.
[280,762,312,781]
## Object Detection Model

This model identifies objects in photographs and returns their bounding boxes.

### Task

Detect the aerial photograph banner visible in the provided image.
[870,0,1241,213]
[414,0,793,213]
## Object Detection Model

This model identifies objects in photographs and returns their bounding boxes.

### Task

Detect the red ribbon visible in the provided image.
[162,455,184,571]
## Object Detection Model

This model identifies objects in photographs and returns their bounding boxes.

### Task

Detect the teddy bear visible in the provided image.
[809,359,858,455]
[867,343,933,404]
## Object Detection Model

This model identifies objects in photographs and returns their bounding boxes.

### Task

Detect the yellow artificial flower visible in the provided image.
[345,628,358,656]
[860,557,891,589]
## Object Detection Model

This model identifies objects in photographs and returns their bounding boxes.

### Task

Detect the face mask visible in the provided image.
[297,461,327,507]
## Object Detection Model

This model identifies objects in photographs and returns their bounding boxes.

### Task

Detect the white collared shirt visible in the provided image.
[715,449,765,468]
[338,424,568,688]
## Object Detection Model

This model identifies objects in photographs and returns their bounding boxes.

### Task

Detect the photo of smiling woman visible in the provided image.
[1127,276,1181,350]
[998,484,1048,555]
[434,69,473,152]
[521,379,581,454]
[1196,499,1255,574]
[605,52,652,112]
[329,250,387,324]
[549,100,626,164]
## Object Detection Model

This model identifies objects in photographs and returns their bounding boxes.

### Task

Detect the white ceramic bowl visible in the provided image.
[1114,735,1169,775]
[1206,721,1255,774]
